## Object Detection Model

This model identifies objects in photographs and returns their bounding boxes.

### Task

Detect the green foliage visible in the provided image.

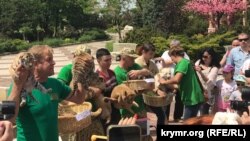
[105,41,114,52]
[183,14,208,36]
[124,27,237,61]
[142,0,187,35]
[149,37,169,56]
[0,39,30,53]
[78,35,93,43]
[123,28,156,44]
[106,26,118,33]
[78,28,109,43]
[64,38,76,44]
[38,38,65,47]
[84,29,109,40]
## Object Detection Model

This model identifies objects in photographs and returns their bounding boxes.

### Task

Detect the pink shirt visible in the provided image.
[216,80,237,110]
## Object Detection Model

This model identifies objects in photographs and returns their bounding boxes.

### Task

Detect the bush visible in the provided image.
[105,41,114,52]
[64,38,77,44]
[78,28,109,43]
[0,39,30,53]
[41,38,65,47]
[123,28,156,44]
[78,35,93,43]
[150,37,169,56]
[106,26,118,33]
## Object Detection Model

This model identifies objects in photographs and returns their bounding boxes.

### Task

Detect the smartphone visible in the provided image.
[107,125,141,141]
[135,118,150,136]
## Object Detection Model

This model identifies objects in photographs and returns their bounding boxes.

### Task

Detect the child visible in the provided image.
[215,64,237,112]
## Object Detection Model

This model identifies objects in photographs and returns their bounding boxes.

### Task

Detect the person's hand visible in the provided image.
[159,78,167,85]
[14,64,29,86]
[75,82,86,96]
[118,114,138,125]
[194,65,202,72]
[89,87,102,98]
[128,70,140,79]
[0,121,14,141]
[240,112,250,125]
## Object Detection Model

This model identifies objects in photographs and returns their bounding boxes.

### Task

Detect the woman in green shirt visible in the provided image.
[159,47,204,120]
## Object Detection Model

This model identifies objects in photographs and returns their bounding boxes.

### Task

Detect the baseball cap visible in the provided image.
[223,64,235,73]
[234,75,246,83]
[120,48,139,58]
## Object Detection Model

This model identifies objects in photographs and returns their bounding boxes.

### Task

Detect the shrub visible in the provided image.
[78,35,93,43]
[78,28,109,43]
[0,39,30,53]
[150,37,169,56]
[41,38,65,47]
[123,28,156,44]
[106,26,118,33]
[105,41,114,52]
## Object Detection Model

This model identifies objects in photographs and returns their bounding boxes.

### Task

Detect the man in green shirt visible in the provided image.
[114,48,152,118]
[159,47,204,120]
[7,45,87,141]
[57,45,104,140]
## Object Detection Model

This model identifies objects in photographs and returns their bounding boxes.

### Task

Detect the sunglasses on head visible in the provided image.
[238,38,249,42]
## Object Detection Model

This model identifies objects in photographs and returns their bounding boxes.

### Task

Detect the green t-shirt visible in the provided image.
[114,63,145,117]
[175,58,204,106]
[57,64,73,85]
[57,63,96,109]
[7,78,71,141]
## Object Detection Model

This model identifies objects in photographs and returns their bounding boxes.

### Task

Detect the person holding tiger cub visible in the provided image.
[114,48,153,118]
[7,45,87,141]
[57,45,109,140]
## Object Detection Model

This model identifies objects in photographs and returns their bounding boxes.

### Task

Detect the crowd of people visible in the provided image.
[1,33,250,141]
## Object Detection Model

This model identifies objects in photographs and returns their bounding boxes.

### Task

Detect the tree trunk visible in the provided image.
[208,13,216,34]
[22,33,26,41]
[136,0,143,11]
[37,31,40,41]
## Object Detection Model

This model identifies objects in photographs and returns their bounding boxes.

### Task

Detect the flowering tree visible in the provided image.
[184,0,248,32]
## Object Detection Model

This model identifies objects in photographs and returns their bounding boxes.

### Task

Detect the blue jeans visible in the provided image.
[183,103,201,120]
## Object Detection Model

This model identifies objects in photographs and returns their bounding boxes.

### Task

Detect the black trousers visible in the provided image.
[165,91,183,120]
[148,106,165,125]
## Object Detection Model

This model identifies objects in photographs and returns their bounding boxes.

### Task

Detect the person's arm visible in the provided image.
[128,68,153,79]
[65,82,87,104]
[7,65,29,123]
[220,50,230,67]
[194,65,208,82]
[159,72,183,85]
[226,49,234,65]
[163,60,174,67]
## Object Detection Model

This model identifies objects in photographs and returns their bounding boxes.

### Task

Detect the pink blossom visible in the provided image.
[184,0,247,15]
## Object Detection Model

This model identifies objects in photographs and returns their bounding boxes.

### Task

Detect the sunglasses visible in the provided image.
[237,83,245,87]
[238,38,249,42]
[202,55,209,59]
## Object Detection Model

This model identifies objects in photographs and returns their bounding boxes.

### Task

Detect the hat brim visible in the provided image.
[222,70,231,73]
[121,53,139,58]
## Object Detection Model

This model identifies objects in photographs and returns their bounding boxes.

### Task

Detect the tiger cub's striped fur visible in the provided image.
[9,52,52,107]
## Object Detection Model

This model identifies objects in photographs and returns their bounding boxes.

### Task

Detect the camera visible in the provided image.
[230,100,250,111]
[245,70,250,78]
[0,101,16,120]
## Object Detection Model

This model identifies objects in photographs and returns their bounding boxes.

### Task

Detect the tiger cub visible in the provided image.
[9,52,52,107]
[71,53,112,123]
[71,52,95,95]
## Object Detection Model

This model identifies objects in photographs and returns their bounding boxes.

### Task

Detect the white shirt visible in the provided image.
[241,58,250,74]
[161,50,190,76]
